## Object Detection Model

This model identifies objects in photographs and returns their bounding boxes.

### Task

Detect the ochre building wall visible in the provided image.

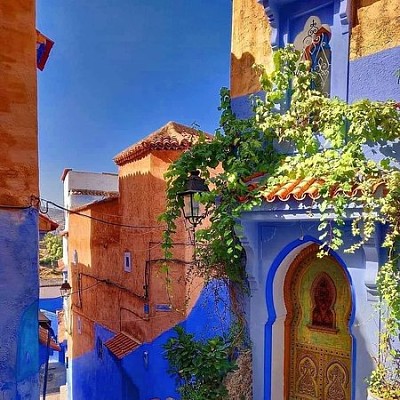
[230,0,273,98]
[350,0,400,60]
[68,150,203,359]
[0,0,38,206]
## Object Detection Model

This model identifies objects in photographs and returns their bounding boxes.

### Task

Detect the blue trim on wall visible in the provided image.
[263,235,356,399]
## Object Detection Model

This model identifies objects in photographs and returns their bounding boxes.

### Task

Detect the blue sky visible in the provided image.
[37,1,232,204]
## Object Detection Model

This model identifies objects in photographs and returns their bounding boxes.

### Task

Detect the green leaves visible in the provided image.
[161,47,400,293]
[164,326,237,400]
[160,47,400,393]
[40,233,62,266]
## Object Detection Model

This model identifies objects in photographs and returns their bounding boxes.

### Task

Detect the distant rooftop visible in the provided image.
[60,168,118,182]
[69,189,119,197]
[113,121,212,166]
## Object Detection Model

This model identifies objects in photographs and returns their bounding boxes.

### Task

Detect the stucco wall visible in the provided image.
[350,0,400,60]
[68,151,200,360]
[0,2,40,398]
[64,171,118,193]
[0,0,38,206]
[231,0,400,102]
[349,46,400,103]
[239,213,378,400]
[67,147,223,399]
[230,0,272,98]
[0,209,39,399]
[71,281,231,400]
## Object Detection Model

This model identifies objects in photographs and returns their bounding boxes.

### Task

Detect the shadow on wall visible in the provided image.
[231,52,260,99]
[70,279,231,399]
[121,368,140,399]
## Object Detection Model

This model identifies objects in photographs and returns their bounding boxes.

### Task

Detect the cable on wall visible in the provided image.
[34,196,167,230]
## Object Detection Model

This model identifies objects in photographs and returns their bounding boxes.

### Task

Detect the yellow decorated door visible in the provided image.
[284,245,352,400]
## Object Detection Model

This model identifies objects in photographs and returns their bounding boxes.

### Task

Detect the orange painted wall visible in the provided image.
[350,0,400,59]
[230,0,272,98]
[69,151,203,358]
[0,1,38,206]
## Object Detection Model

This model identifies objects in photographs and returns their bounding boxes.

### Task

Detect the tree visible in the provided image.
[40,232,62,267]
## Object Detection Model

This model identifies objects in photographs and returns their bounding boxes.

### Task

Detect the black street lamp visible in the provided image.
[60,280,72,298]
[177,170,209,228]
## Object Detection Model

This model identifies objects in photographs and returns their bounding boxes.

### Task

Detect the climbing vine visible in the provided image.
[161,46,400,394]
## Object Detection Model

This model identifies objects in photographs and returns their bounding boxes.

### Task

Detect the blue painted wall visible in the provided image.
[70,281,231,400]
[39,297,63,314]
[0,208,40,399]
[238,214,378,399]
[40,309,65,364]
[72,325,125,400]
[349,46,400,103]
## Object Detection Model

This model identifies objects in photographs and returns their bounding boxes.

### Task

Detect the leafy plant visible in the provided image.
[369,364,400,399]
[40,232,62,266]
[164,326,237,400]
[161,46,400,395]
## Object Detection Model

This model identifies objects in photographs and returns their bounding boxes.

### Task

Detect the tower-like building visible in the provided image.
[0,1,41,398]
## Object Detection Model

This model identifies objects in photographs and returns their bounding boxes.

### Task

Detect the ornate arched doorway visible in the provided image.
[284,244,352,399]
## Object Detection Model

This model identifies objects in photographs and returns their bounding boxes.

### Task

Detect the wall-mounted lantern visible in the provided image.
[60,280,72,298]
[177,170,209,228]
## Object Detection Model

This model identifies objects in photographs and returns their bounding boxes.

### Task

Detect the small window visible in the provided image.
[294,16,332,96]
[124,251,131,272]
[77,316,82,335]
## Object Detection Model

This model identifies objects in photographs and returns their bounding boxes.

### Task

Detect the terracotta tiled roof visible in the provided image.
[242,176,386,203]
[39,326,61,351]
[69,189,119,197]
[39,213,59,232]
[264,177,324,202]
[104,333,140,359]
[113,121,213,166]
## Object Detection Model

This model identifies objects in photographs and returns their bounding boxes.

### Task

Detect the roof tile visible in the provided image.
[265,178,323,202]
[104,333,140,359]
[113,121,212,166]
[39,326,61,351]
[260,177,385,203]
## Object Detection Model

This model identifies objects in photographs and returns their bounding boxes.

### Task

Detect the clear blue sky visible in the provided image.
[37,1,232,204]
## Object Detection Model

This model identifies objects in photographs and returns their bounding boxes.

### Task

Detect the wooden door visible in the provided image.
[284,245,352,400]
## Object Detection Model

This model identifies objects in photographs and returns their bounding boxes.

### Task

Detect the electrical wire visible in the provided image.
[69,281,100,297]
[53,281,101,300]
[0,203,33,209]
[36,196,167,231]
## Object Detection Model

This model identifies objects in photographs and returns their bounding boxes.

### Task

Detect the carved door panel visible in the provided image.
[285,246,352,400]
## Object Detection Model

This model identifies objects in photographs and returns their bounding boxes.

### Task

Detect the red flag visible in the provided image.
[36,30,54,71]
